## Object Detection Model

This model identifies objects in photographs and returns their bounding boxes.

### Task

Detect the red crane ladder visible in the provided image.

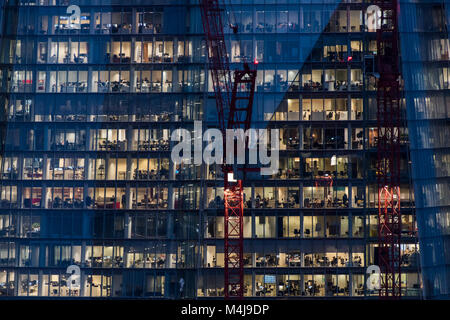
[224,67,256,298]
[200,0,257,299]
[375,0,402,298]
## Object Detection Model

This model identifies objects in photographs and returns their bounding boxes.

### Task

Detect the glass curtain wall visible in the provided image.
[399,0,450,299]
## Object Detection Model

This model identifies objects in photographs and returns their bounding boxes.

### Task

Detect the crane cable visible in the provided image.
[222,0,245,65]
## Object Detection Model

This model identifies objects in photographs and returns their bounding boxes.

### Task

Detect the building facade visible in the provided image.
[0,0,423,298]
[399,0,450,299]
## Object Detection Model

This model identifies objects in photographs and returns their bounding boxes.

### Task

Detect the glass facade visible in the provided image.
[0,0,424,298]
[399,0,450,299]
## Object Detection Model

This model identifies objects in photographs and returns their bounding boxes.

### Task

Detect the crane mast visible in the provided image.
[375,0,402,298]
[200,0,256,298]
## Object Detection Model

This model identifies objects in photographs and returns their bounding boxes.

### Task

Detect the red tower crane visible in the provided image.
[200,0,257,298]
[374,0,402,298]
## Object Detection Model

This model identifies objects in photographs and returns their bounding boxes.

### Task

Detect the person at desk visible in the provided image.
[327,192,332,207]
[256,283,265,296]
[331,256,338,266]
[121,194,126,209]
[307,282,314,296]
[287,195,295,208]
[141,194,150,206]
[313,198,321,208]
[292,192,299,204]
[179,277,185,299]
[342,193,348,207]
[49,54,57,63]
[214,196,223,207]
[278,282,287,296]
[255,193,262,208]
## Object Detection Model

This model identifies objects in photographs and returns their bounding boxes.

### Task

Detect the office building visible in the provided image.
[0,0,437,298]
